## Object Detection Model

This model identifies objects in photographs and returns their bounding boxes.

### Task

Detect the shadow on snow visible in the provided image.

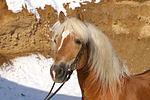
[0,77,81,100]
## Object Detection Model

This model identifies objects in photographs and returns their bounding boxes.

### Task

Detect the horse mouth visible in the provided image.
[50,63,72,83]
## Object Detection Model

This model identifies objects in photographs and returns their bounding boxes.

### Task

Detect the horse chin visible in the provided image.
[52,74,68,83]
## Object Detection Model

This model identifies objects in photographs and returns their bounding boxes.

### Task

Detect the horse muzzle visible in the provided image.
[50,62,71,83]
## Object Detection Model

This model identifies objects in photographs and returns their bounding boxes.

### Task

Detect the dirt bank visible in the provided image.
[0,0,57,64]
[0,0,150,74]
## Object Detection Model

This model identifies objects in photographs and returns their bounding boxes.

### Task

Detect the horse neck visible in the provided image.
[77,64,116,100]
[77,64,129,100]
[76,44,110,99]
[76,23,130,99]
[76,45,129,100]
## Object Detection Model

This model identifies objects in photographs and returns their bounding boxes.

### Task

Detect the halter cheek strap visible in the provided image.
[69,44,85,71]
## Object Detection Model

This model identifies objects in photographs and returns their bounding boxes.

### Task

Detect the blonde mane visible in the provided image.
[86,23,131,94]
[52,18,131,95]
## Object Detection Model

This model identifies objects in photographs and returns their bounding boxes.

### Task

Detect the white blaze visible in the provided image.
[52,71,56,80]
[58,30,70,50]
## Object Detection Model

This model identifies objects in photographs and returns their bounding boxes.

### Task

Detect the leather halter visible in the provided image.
[44,44,85,100]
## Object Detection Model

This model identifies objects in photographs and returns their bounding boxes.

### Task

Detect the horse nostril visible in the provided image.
[57,67,64,77]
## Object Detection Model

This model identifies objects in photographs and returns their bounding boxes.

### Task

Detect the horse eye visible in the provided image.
[54,39,57,44]
[75,39,82,45]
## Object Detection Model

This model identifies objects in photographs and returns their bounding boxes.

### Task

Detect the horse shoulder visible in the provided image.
[119,70,150,100]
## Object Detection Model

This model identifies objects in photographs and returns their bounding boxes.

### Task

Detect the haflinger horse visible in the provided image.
[50,11,150,100]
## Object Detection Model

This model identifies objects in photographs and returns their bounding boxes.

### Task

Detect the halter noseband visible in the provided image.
[44,44,85,100]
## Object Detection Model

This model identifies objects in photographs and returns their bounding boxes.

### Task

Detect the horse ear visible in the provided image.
[59,11,67,24]
[76,11,84,22]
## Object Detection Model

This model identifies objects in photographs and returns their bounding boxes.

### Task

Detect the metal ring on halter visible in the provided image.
[44,44,85,100]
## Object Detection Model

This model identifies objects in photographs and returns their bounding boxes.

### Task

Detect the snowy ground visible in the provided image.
[0,54,81,100]
[1,0,101,100]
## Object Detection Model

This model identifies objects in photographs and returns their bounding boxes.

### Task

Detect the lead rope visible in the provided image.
[44,82,55,100]
[44,70,73,100]
[44,82,65,100]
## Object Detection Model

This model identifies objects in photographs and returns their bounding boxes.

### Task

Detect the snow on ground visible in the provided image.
[0,54,81,100]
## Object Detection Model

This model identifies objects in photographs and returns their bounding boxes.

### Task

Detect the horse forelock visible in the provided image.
[52,18,89,45]
[52,18,131,96]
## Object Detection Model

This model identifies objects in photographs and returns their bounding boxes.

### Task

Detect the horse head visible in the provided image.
[50,11,88,83]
